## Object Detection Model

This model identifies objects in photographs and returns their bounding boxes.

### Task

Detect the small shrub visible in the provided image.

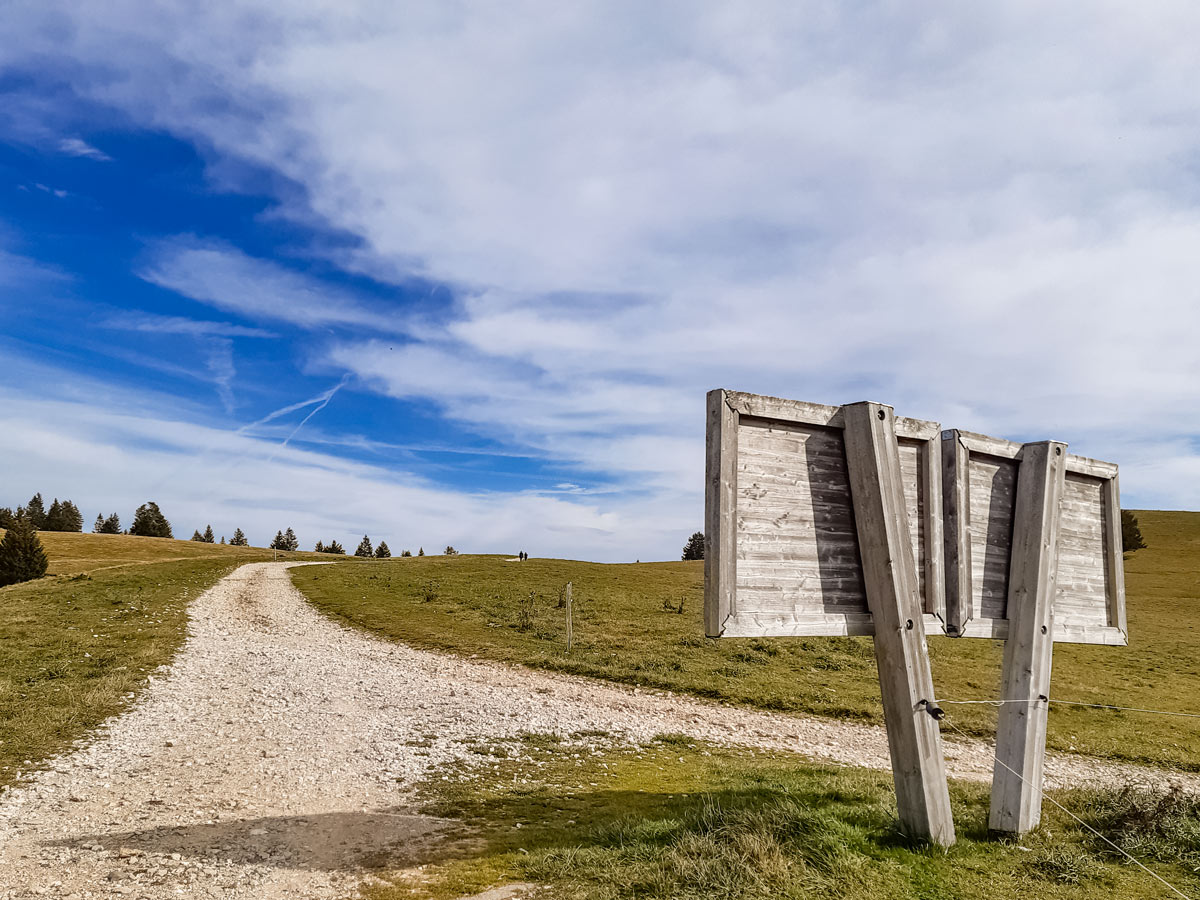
[420,580,440,603]
[515,591,535,632]
[0,518,49,587]
[1082,784,1200,868]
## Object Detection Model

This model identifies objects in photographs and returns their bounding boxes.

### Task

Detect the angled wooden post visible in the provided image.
[843,402,955,847]
[990,441,1067,835]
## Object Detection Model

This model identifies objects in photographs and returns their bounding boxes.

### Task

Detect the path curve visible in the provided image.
[0,562,1194,898]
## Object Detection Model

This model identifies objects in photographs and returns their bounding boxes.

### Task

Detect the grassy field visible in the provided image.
[292,510,1200,771]
[362,734,1200,900]
[0,531,320,792]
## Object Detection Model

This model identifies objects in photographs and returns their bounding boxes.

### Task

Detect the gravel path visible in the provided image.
[1,562,1195,898]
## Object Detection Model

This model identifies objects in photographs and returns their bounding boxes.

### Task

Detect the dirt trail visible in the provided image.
[0,562,1194,898]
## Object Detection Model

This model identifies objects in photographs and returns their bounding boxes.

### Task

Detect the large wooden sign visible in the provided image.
[942,430,1126,645]
[705,390,945,639]
[703,388,1131,845]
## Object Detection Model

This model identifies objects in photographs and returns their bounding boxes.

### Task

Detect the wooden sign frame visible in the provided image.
[942,430,1127,646]
[706,390,955,846]
[705,390,946,639]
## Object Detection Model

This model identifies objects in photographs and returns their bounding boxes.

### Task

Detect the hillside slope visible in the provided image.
[292,510,1200,770]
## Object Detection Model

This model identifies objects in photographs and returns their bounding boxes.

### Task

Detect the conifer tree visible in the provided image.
[283,527,299,551]
[229,528,248,546]
[0,517,48,586]
[191,529,205,542]
[375,541,391,559]
[314,540,325,553]
[418,547,424,556]
[203,525,215,544]
[443,545,458,555]
[46,499,63,530]
[130,502,172,538]
[220,536,225,544]
[401,549,412,557]
[100,513,121,534]
[327,539,345,554]
[681,531,705,561]
[93,513,106,533]
[1121,510,1147,552]
[355,535,374,557]
[61,501,83,532]
[270,530,286,550]
[25,493,47,529]
[0,508,15,529]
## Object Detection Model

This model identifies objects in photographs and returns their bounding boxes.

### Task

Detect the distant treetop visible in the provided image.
[130,501,172,538]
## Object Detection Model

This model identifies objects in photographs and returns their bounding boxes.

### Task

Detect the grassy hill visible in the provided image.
[0,531,320,791]
[292,510,1200,771]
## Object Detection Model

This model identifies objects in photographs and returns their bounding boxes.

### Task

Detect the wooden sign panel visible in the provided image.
[942,430,1127,645]
[705,390,945,638]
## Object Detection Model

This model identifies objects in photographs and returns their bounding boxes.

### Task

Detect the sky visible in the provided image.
[2,3,1200,560]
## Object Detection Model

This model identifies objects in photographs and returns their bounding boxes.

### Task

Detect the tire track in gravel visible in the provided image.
[1,562,1195,899]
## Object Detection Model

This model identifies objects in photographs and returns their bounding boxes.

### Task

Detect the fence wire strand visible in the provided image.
[939,715,1194,900]
[931,697,1200,720]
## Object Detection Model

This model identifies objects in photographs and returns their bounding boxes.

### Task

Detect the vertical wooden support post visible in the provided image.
[941,430,972,637]
[565,582,574,653]
[843,402,956,847]
[989,441,1067,835]
[705,389,738,637]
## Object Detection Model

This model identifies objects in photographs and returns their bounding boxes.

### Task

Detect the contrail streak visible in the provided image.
[264,375,351,461]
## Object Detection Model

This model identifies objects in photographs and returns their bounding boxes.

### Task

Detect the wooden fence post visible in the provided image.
[990,441,1067,835]
[843,402,956,847]
[565,582,573,653]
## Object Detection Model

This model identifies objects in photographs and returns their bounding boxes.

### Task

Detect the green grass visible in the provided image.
[291,510,1200,770]
[360,736,1200,900]
[0,531,326,793]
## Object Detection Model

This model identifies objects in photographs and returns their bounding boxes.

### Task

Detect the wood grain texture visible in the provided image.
[704,390,738,637]
[721,407,942,638]
[843,401,955,847]
[990,442,1066,835]
[941,430,1126,646]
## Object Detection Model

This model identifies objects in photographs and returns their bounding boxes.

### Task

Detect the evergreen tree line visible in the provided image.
[0,493,84,532]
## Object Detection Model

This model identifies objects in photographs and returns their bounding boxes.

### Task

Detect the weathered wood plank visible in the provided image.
[843,401,955,847]
[1103,473,1128,642]
[990,441,1066,835]
[942,431,972,636]
[704,390,738,637]
[956,431,1023,459]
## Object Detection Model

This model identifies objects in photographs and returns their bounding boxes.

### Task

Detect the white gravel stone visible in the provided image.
[0,562,1193,898]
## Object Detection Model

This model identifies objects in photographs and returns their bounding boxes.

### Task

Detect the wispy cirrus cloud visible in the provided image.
[58,137,111,161]
[139,238,398,332]
[105,311,276,338]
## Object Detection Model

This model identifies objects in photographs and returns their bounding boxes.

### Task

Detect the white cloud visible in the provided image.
[105,311,276,339]
[3,3,1200,523]
[140,238,399,331]
[58,137,112,161]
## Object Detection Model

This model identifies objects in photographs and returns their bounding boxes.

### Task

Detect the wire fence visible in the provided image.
[938,712,1194,900]
[932,697,1200,720]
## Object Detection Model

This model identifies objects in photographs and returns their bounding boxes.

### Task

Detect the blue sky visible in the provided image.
[3,3,1200,559]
